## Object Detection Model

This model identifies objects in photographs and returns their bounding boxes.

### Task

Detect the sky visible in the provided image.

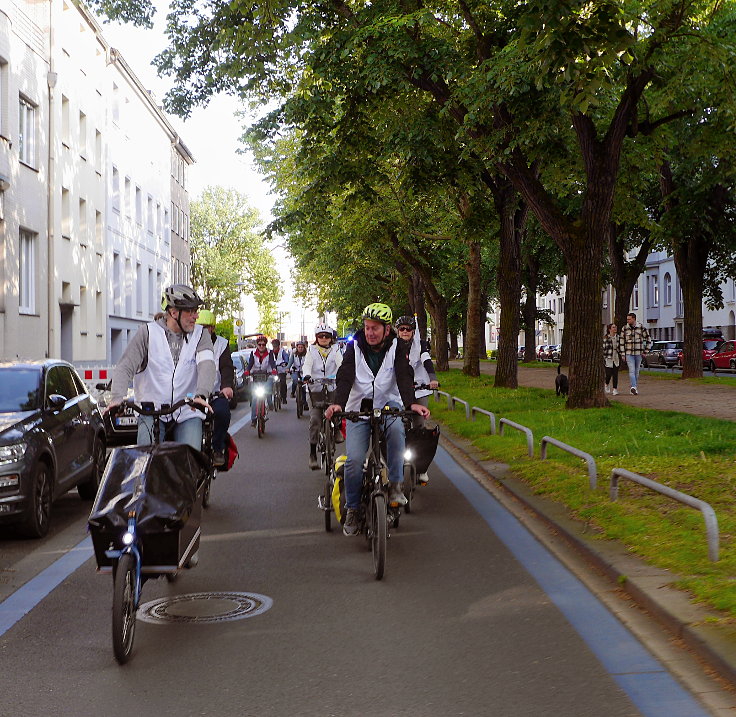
[100,3,322,340]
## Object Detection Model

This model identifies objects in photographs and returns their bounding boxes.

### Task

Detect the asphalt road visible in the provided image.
[0,400,717,717]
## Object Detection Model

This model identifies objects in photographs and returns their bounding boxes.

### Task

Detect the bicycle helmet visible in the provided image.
[255,334,268,344]
[395,315,416,329]
[362,302,392,324]
[162,284,203,311]
[196,309,216,326]
[314,323,334,336]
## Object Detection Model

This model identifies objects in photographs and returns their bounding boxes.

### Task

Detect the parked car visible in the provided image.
[551,345,562,363]
[642,340,683,368]
[0,360,107,537]
[707,340,736,372]
[536,345,549,361]
[543,345,558,361]
[677,336,724,368]
[517,346,525,360]
[94,380,138,446]
[231,351,252,403]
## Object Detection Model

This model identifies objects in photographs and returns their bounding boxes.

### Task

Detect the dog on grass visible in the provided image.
[555,365,569,396]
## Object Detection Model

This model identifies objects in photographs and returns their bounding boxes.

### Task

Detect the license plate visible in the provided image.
[116,416,136,427]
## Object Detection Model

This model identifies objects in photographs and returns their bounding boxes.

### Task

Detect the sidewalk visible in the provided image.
[438,365,736,702]
[448,360,736,422]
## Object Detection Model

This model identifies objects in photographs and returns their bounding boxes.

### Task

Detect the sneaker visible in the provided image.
[251,420,256,428]
[604,384,610,394]
[213,450,226,466]
[343,508,359,536]
[309,454,319,470]
[612,388,619,395]
[418,472,429,485]
[388,483,408,507]
[186,550,199,568]
[630,386,638,395]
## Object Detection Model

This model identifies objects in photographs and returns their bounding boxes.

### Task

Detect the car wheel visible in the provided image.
[642,356,648,368]
[78,436,106,500]
[21,461,52,538]
[730,360,736,371]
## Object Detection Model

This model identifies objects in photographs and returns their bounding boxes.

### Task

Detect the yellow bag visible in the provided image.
[331,455,347,524]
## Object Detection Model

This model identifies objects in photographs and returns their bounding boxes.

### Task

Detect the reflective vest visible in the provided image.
[250,350,273,375]
[305,343,342,381]
[345,338,402,411]
[133,322,204,423]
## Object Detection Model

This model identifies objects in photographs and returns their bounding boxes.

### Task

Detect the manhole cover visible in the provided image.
[137,591,273,624]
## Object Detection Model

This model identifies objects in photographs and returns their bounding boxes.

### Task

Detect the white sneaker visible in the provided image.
[612,388,619,395]
[604,385,611,394]
[630,386,638,395]
[418,473,429,485]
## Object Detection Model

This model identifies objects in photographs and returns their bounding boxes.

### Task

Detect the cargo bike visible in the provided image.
[87,397,215,664]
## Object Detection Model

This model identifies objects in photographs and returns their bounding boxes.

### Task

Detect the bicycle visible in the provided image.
[250,374,271,438]
[333,406,418,580]
[88,397,212,664]
[306,377,336,475]
[402,382,438,512]
[292,369,307,419]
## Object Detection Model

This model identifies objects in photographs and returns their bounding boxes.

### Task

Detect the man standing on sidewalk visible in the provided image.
[621,313,652,395]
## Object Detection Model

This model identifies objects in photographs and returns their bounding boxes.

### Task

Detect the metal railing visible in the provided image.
[499,418,534,458]
[471,406,496,435]
[609,468,719,561]
[451,396,470,419]
[435,390,452,408]
[541,436,597,489]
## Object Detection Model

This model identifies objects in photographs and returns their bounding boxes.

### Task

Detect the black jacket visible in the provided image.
[334,328,415,409]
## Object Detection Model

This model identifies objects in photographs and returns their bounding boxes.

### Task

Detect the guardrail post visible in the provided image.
[498,418,534,458]
[470,406,496,435]
[540,436,597,489]
[435,390,452,408]
[609,468,719,561]
[451,396,470,420]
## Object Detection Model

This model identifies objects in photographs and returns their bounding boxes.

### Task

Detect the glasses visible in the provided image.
[397,326,414,332]
[257,342,266,346]
[316,333,331,339]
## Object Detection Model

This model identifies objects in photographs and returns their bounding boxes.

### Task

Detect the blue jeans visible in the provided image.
[137,416,203,451]
[626,354,642,388]
[211,395,231,453]
[250,376,274,421]
[344,401,405,510]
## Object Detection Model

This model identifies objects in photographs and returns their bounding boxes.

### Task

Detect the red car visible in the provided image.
[707,340,736,372]
[677,338,724,368]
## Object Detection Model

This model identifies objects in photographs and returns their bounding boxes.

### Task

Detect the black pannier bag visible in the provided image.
[405,424,440,474]
[88,442,208,534]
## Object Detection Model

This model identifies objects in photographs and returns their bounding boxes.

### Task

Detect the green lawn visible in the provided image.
[432,370,736,620]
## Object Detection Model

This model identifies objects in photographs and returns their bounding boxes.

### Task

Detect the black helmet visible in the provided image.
[395,315,416,329]
[162,284,203,311]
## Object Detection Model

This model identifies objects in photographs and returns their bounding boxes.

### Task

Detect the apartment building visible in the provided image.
[0,0,194,364]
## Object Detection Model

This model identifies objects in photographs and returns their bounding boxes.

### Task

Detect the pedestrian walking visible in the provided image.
[621,312,652,395]
[603,323,624,396]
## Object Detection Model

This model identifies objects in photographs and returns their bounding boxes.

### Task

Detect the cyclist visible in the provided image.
[270,338,291,405]
[324,303,430,536]
[303,323,344,469]
[244,335,277,427]
[106,284,215,451]
[396,314,439,484]
[287,340,308,398]
[196,309,235,466]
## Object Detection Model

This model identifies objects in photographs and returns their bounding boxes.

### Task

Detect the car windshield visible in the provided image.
[0,369,41,411]
[704,340,721,350]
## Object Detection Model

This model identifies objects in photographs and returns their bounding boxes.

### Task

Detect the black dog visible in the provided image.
[555,365,569,396]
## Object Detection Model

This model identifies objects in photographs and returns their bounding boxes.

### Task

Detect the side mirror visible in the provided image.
[96,381,111,391]
[47,394,68,410]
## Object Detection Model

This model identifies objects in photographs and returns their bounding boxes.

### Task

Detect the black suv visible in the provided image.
[643,341,684,368]
[0,360,106,537]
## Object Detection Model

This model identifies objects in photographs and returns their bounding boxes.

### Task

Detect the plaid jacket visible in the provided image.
[621,322,652,355]
[603,334,624,367]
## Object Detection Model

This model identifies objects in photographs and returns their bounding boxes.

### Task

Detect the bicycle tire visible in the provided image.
[296,389,303,419]
[324,423,334,477]
[112,552,137,664]
[403,463,415,514]
[323,476,332,532]
[257,401,265,438]
[202,473,212,508]
[371,493,387,580]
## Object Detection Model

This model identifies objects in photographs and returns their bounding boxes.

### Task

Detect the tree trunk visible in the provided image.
[609,225,652,328]
[449,332,459,359]
[463,239,482,377]
[479,290,488,359]
[673,239,709,379]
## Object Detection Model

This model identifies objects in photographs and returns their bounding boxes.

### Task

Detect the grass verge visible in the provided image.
[432,369,736,621]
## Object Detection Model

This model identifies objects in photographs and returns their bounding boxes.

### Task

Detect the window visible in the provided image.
[651,275,659,307]
[79,110,87,159]
[632,283,639,310]
[0,59,7,138]
[61,188,71,239]
[136,262,143,314]
[664,273,672,305]
[79,198,87,245]
[112,167,120,211]
[95,129,102,171]
[19,229,35,314]
[45,366,79,403]
[61,95,70,146]
[95,210,102,248]
[124,177,131,217]
[135,186,142,225]
[147,195,154,234]
[19,96,36,166]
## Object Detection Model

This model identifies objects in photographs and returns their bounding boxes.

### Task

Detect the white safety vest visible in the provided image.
[409,330,432,398]
[250,351,272,374]
[212,334,228,392]
[305,343,342,381]
[291,353,306,372]
[345,338,403,411]
[272,348,290,374]
[133,322,205,423]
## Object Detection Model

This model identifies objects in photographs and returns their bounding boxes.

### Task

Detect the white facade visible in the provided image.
[0,0,193,365]
[0,0,51,360]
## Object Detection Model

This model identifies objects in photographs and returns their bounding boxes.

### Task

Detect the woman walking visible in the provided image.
[603,323,624,395]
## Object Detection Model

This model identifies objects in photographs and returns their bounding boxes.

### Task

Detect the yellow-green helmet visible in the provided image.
[362,302,392,324]
[196,309,216,326]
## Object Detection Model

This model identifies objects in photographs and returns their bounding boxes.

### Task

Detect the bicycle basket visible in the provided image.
[405,424,440,474]
[307,380,335,409]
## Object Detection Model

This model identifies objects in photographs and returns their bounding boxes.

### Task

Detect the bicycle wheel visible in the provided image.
[403,463,415,514]
[295,386,303,419]
[371,493,387,580]
[316,431,325,471]
[112,552,137,664]
[257,401,266,438]
[323,476,332,532]
[202,472,212,508]
[324,424,333,477]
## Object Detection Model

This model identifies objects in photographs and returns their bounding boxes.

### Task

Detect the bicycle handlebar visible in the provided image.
[333,406,419,422]
[415,383,439,389]
[115,397,211,417]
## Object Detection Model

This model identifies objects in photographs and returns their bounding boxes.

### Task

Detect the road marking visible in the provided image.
[0,537,92,638]
[434,447,710,717]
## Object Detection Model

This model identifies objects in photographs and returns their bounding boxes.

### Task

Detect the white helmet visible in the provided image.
[315,323,334,336]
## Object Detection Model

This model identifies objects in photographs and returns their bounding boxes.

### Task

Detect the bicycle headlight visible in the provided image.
[404,449,413,461]
[254,386,266,398]
[122,531,134,546]
[0,443,25,465]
